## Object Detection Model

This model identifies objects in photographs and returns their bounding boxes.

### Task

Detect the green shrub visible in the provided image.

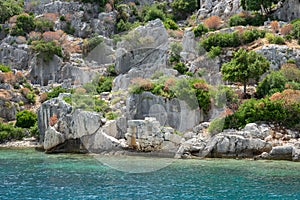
[0,123,26,143]
[171,0,197,20]
[0,64,11,72]
[290,23,300,39]
[11,14,35,36]
[29,122,39,137]
[144,5,166,22]
[31,40,63,62]
[107,64,117,76]
[105,112,118,120]
[116,19,129,32]
[0,0,23,23]
[229,14,247,26]
[60,16,66,21]
[46,86,67,100]
[210,85,238,108]
[169,42,183,63]
[240,29,266,44]
[173,62,188,74]
[256,71,287,98]
[15,110,37,128]
[193,24,209,38]
[207,46,221,58]
[35,18,54,32]
[265,33,285,44]
[163,18,179,30]
[280,64,300,82]
[208,117,225,135]
[224,97,300,130]
[200,32,241,51]
[290,18,300,25]
[96,76,113,93]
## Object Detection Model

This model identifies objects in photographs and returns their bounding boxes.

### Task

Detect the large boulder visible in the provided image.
[269,145,295,161]
[38,95,121,153]
[113,19,170,90]
[126,92,202,132]
[274,0,300,22]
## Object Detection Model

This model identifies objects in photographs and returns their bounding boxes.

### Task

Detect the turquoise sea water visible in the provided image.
[0,148,300,200]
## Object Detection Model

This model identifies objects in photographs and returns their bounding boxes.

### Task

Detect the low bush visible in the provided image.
[31,40,62,62]
[35,18,54,32]
[173,62,188,74]
[256,71,287,98]
[200,32,241,51]
[201,29,266,51]
[0,64,11,72]
[169,42,183,63]
[144,5,166,22]
[46,86,68,100]
[208,117,225,135]
[207,46,221,58]
[204,16,222,30]
[11,14,35,36]
[240,28,266,44]
[210,85,238,108]
[0,0,23,23]
[0,123,25,143]
[15,110,37,128]
[224,94,300,130]
[193,23,209,38]
[163,18,179,30]
[290,23,300,39]
[105,111,118,120]
[229,14,246,27]
[281,63,300,82]
[265,33,285,44]
[96,76,113,94]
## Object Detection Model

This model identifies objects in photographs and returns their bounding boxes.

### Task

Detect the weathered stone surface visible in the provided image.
[274,0,300,22]
[0,42,29,70]
[181,28,198,61]
[256,45,300,70]
[38,97,122,152]
[127,92,201,132]
[269,145,295,160]
[197,0,242,20]
[113,19,170,90]
[200,134,272,158]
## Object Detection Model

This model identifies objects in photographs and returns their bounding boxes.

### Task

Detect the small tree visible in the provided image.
[15,110,37,128]
[241,0,281,15]
[171,0,197,20]
[221,48,269,95]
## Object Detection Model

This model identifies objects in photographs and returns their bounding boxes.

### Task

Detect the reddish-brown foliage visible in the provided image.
[43,13,58,22]
[193,82,209,91]
[40,93,48,103]
[281,63,300,82]
[204,16,222,30]
[42,31,61,42]
[270,21,279,33]
[164,78,175,91]
[49,114,58,126]
[20,88,30,96]
[131,78,153,91]
[0,72,16,85]
[280,24,293,36]
[270,89,300,106]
